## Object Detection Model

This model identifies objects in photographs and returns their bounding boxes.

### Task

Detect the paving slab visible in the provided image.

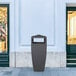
[0,67,76,76]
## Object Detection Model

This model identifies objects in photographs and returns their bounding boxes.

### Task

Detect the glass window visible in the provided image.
[0,7,8,53]
[67,11,76,44]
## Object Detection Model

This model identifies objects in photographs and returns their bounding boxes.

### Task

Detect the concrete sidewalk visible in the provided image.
[0,67,76,76]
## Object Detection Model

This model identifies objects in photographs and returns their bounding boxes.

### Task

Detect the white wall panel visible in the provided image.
[15,0,76,52]
[19,0,55,46]
[55,0,68,51]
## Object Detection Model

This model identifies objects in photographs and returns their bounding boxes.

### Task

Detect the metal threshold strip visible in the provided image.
[67,63,76,65]
[67,58,76,60]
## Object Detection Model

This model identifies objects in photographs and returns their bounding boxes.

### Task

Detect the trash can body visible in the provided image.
[31,35,47,71]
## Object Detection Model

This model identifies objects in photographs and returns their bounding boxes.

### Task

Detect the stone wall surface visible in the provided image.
[10,52,66,67]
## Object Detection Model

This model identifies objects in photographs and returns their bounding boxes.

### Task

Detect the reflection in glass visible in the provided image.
[0,7,8,53]
[67,11,76,44]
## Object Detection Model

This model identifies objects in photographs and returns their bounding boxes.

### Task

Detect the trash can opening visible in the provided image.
[33,38,44,43]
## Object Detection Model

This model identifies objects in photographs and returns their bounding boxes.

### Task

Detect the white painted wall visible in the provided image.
[15,0,55,52]
[15,0,67,52]
[14,0,76,52]
[1,0,76,52]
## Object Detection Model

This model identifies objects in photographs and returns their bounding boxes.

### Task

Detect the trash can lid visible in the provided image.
[31,35,47,43]
[32,34,46,38]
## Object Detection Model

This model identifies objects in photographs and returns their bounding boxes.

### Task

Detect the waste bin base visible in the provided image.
[33,67,45,72]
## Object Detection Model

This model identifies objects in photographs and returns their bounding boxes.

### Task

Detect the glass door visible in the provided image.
[0,4,9,67]
[67,7,76,67]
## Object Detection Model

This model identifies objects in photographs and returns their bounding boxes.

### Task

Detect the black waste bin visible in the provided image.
[31,35,47,71]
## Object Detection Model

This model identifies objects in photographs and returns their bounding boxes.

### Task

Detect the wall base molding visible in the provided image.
[10,52,66,67]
